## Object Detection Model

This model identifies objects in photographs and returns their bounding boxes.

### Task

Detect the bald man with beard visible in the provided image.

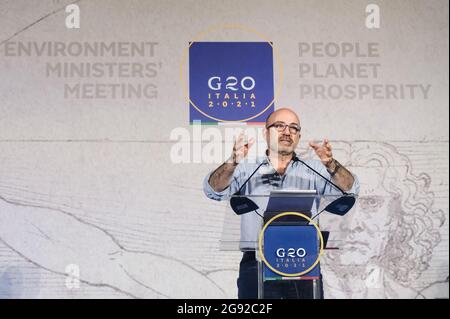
[203,108,360,299]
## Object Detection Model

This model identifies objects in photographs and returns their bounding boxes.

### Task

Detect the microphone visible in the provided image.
[229,159,268,215]
[297,158,348,195]
[229,156,356,217]
[296,158,356,218]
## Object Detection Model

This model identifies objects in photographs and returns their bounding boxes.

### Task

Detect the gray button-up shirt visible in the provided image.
[203,154,360,250]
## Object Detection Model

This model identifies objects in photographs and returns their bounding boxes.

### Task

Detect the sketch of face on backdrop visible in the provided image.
[316,142,445,297]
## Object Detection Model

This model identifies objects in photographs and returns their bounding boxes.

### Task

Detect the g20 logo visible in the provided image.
[207,76,256,91]
[276,248,307,258]
[189,42,275,123]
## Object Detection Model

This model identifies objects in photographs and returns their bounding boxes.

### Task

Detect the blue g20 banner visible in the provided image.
[263,225,320,280]
[189,42,274,124]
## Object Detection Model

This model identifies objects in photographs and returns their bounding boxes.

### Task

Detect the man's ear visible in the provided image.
[263,127,268,142]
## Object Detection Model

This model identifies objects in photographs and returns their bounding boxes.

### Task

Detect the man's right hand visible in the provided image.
[209,132,254,192]
[228,132,255,166]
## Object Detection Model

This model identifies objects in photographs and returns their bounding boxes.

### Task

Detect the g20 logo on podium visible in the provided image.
[276,247,307,258]
[259,212,324,280]
[264,226,320,279]
[189,42,275,124]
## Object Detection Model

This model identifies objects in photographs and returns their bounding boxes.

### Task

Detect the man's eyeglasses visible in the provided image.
[266,122,301,134]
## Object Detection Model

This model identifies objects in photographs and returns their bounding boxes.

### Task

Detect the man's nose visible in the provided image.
[349,221,366,240]
[281,126,291,135]
[340,218,365,236]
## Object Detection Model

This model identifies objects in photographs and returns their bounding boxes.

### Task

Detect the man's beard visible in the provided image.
[278,149,293,156]
[277,136,294,156]
[269,142,293,156]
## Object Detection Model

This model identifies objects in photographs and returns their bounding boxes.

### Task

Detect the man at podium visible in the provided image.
[203,108,360,299]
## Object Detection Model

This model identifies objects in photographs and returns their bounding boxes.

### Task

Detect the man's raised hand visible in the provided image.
[309,138,333,166]
[229,132,255,166]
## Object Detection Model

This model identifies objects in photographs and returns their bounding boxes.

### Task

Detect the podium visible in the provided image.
[229,191,354,299]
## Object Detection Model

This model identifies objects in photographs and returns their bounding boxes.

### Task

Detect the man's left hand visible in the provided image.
[309,138,334,168]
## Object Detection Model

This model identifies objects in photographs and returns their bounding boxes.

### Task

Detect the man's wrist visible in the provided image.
[225,156,239,167]
[325,158,335,169]
[326,158,339,176]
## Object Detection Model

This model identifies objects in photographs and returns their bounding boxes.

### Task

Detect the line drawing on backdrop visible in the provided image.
[0,195,226,298]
